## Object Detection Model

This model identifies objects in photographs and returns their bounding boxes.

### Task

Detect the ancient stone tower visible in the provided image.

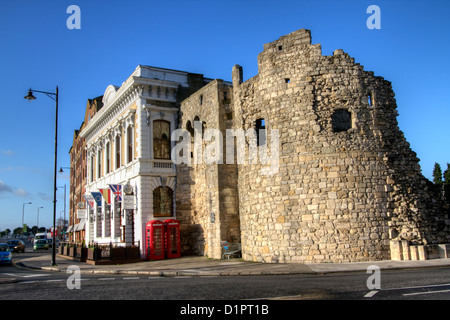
[176,29,450,263]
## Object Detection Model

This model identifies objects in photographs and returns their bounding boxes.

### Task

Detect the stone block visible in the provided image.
[426,245,440,259]
[390,240,403,261]
[401,240,410,260]
[410,245,419,260]
[438,244,450,259]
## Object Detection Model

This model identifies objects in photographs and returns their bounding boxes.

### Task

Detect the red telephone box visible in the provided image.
[145,220,165,260]
[164,219,181,259]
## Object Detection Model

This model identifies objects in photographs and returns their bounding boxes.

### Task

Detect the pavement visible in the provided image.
[11,253,450,277]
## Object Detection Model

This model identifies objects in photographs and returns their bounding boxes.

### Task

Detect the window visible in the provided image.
[255,118,266,146]
[285,78,291,84]
[153,187,173,217]
[105,142,110,174]
[368,93,373,106]
[186,120,194,138]
[115,135,121,169]
[278,45,283,51]
[97,149,102,178]
[331,109,352,132]
[153,120,171,159]
[127,126,133,163]
[90,155,94,182]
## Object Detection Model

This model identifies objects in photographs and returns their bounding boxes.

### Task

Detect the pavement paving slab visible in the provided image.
[11,253,450,277]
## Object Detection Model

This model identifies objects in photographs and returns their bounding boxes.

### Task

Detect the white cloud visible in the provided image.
[14,188,28,197]
[0,180,13,193]
[1,150,15,156]
[0,180,28,198]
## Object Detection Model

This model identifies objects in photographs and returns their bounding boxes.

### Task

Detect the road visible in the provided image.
[2,250,450,302]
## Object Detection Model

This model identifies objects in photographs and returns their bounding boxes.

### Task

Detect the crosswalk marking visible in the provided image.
[364,290,379,298]
[3,273,50,278]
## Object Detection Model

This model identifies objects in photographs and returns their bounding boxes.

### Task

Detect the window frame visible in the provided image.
[153,186,174,218]
[153,120,171,160]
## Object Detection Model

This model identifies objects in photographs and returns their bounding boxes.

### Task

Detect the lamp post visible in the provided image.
[59,166,73,242]
[22,202,32,231]
[24,86,59,266]
[57,184,67,235]
[59,167,71,241]
[37,207,43,232]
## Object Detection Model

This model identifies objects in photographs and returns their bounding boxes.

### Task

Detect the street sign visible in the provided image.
[77,209,87,219]
[123,194,135,209]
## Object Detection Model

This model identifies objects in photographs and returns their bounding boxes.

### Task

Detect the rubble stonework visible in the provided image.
[178,29,450,263]
[176,80,240,258]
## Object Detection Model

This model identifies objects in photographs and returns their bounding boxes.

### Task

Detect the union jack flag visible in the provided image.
[109,184,122,202]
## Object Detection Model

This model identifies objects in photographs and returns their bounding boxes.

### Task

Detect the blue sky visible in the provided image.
[0,0,449,231]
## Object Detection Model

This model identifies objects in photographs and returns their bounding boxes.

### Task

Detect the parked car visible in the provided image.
[34,233,47,245]
[0,243,12,265]
[33,239,49,251]
[7,240,25,253]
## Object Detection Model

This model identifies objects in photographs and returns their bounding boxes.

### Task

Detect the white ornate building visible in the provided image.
[79,65,209,255]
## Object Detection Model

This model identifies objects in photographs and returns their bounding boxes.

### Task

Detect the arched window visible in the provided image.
[115,135,121,169]
[186,120,194,138]
[153,187,174,217]
[153,120,171,159]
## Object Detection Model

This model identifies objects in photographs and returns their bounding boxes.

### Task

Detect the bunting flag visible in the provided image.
[91,192,103,207]
[99,188,112,204]
[84,194,95,209]
[109,184,122,202]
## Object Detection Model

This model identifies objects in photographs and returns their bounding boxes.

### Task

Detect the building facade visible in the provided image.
[68,96,103,242]
[77,65,208,254]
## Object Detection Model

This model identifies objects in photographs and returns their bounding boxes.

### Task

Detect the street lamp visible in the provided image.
[22,202,32,229]
[37,207,43,232]
[59,166,70,174]
[24,86,59,266]
[59,166,73,242]
[57,184,67,236]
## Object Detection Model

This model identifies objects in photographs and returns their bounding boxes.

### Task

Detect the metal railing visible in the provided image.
[86,242,141,261]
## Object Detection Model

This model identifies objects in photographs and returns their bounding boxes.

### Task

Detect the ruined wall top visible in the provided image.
[262,28,312,52]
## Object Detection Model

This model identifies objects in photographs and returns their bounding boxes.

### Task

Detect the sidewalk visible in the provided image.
[14,253,450,277]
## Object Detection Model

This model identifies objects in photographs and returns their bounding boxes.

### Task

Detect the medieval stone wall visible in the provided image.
[176,80,240,259]
[175,28,449,263]
[231,29,450,263]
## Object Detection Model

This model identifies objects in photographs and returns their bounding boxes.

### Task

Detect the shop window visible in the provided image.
[332,109,352,132]
[153,187,174,217]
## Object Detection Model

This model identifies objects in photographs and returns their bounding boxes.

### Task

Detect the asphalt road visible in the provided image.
[2,250,450,303]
